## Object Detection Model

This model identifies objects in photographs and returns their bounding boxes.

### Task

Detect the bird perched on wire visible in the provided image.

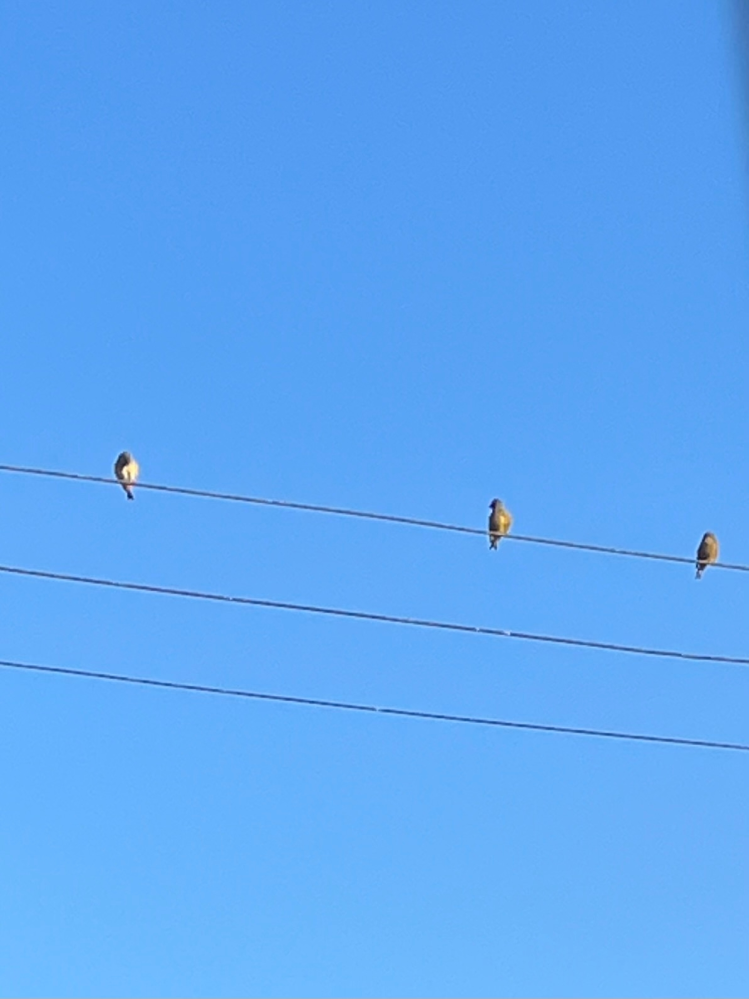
[114,451,139,500]
[695,531,719,579]
[488,499,512,549]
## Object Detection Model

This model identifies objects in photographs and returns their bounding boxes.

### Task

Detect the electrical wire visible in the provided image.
[0,655,746,753]
[1,560,748,668]
[0,462,743,573]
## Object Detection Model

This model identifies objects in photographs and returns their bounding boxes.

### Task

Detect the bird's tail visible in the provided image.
[125,485,134,500]
[696,564,703,580]
[489,535,498,550]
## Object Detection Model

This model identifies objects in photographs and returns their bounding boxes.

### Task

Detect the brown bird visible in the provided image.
[114,451,139,500]
[488,499,512,549]
[695,531,719,579]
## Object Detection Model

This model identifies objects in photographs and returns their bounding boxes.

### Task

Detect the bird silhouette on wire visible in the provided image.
[114,451,139,501]
[695,532,719,579]
[488,499,512,549]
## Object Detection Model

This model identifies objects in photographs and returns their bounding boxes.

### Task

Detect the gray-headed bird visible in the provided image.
[114,451,139,500]
[695,531,719,579]
[488,499,512,549]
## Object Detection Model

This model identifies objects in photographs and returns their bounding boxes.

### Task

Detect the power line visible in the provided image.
[2,560,748,668]
[1,654,746,754]
[0,462,744,574]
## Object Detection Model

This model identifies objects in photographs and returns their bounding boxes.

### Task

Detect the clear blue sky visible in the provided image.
[1,1,748,995]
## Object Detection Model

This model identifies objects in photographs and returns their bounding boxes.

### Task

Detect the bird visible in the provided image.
[695,531,719,579]
[114,451,139,500]
[488,499,512,549]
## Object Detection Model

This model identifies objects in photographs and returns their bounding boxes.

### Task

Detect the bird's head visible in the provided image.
[489,498,502,510]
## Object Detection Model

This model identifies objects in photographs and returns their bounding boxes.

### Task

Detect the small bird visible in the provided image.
[488,499,512,549]
[114,451,139,500]
[695,531,719,579]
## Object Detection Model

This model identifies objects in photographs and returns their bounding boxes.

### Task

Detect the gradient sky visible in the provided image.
[1,2,748,996]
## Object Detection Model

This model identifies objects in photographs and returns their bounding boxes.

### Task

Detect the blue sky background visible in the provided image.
[1,1,748,995]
